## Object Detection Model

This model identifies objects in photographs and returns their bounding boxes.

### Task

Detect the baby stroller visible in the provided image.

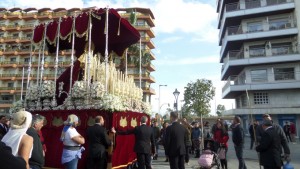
[197,140,221,169]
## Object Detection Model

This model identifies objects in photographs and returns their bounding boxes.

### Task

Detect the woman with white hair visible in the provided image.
[2,110,33,169]
[60,114,85,169]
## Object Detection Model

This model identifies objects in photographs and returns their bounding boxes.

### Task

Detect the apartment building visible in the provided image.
[217,0,300,134]
[0,7,156,113]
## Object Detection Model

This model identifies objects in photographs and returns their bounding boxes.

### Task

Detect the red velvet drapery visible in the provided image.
[33,8,140,57]
[33,110,149,169]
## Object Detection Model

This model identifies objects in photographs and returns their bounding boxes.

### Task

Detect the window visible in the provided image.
[271,42,292,55]
[245,0,261,9]
[241,95,248,107]
[24,58,30,63]
[7,82,14,88]
[249,45,265,57]
[247,22,263,33]
[274,67,295,80]
[251,69,267,82]
[10,57,16,62]
[254,92,269,104]
[136,20,145,26]
[269,18,289,30]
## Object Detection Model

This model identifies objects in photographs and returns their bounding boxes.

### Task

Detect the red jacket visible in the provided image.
[213,129,229,148]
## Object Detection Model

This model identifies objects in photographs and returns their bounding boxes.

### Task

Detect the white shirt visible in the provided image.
[63,127,80,146]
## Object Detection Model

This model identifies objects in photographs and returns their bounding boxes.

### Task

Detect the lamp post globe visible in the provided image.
[173,88,180,115]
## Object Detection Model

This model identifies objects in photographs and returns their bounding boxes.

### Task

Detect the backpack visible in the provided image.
[198,150,214,167]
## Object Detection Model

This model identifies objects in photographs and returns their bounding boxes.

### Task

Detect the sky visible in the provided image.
[2,0,235,115]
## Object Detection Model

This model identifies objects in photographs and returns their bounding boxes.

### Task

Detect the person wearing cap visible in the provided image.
[60,114,85,169]
[256,119,287,169]
[2,110,33,169]
[26,114,45,169]
[255,113,290,160]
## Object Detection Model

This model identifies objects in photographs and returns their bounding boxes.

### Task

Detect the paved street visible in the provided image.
[152,132,300,169]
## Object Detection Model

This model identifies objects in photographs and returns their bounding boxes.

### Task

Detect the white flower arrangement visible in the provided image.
[101,94,125,111]
[9,100,24,114]
[141,102,152,115]
[90,82,105,99]
[41,80,55,98]
[71,81,87,99]
[25,85,39,100]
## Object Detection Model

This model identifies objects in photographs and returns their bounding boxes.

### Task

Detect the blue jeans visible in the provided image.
[234,144,247,169]
[64,158,78,169]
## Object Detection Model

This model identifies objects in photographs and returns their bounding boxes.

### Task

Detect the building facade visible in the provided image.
[0,7,156,113]
[217,0,300,135]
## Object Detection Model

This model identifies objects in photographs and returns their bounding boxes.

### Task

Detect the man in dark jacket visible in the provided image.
[117,115,155,169]
[86,116,114,169]
[256,114,290,158]
[0,115,8,140]
[248,120,258,149]
[0,141,26,169]
[231,116,247,169]
[256,119,286,169]
[165,112,187,169]
[152,120,160,160]
[26,114,45,169]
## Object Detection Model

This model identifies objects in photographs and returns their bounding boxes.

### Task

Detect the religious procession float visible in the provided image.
[10,7,151,169]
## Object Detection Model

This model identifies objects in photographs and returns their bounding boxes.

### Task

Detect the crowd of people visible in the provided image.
[0,110,294,169]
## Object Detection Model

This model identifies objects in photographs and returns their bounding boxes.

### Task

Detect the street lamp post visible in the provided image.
[173,88,180,116]
[158,84,167,114]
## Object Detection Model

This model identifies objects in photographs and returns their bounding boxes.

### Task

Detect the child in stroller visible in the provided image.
[197,140,221,169]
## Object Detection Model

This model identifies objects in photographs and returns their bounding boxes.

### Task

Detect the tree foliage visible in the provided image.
[216,104,226,116]
[183,79,215,117]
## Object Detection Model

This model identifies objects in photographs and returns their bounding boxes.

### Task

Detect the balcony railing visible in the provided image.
[223,45,299,66]
[225,0,294,12]
[226,20,296,36]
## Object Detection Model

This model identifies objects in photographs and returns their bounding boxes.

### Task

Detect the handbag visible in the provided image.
[218,147,226,160]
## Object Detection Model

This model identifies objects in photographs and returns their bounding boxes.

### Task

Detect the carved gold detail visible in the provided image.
[52,116,63,127]
[119,116,127,128]
[131,118,137,128]
[87,116,95,126]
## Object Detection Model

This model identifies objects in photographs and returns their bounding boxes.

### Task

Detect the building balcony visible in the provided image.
[221,45,300,79]
[141,37,155,49]
[19,24,35,31]
[135,25,155,38]
[36,12,53,20]
[121,13,155,27]
[0,87,26,94]
[6,12,22,20]
[1,24,19,31]
[22,12,38,20]
[143,63,156,72]
[142,87,156,95]
[220,21,298,59]
[218,0,295,32]
[131,74,156,83]
[144,49,156,60]
[222,75,300,98]
[0,36,31,43]
[0,73,56,81]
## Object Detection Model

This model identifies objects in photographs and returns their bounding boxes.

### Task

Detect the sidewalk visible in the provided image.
[152,132,300,169]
